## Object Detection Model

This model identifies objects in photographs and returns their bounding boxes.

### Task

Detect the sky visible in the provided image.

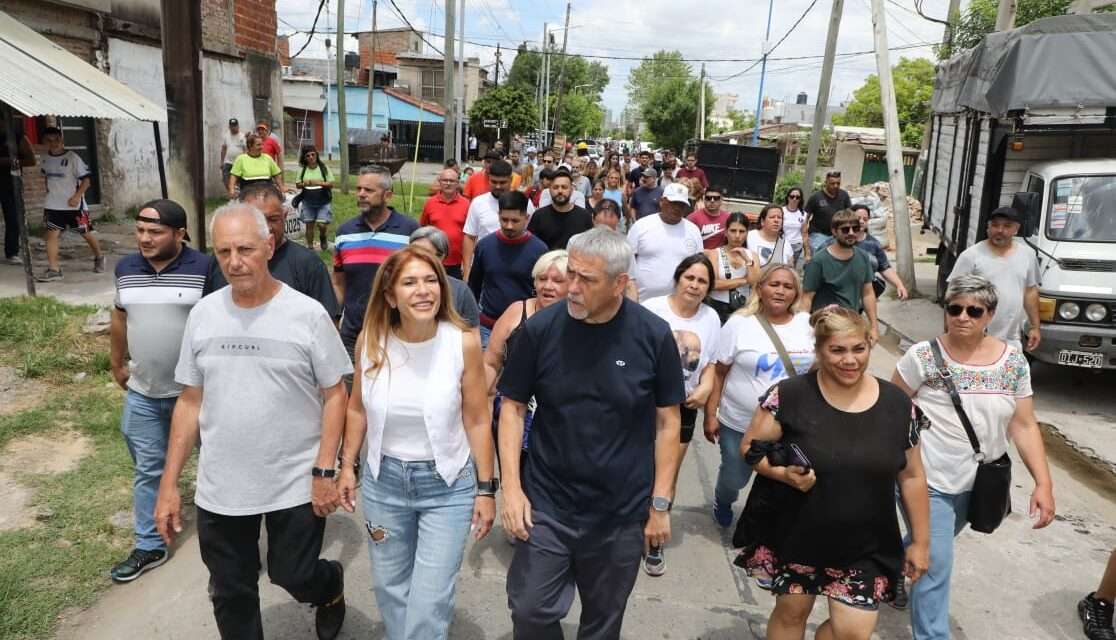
[277,0,964,120]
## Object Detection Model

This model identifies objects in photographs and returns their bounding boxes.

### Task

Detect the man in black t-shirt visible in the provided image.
[498,227,683,638]
[804,169,852,259]
[204,182,339,319]
[626,150,653,187]
[526,169,593,249]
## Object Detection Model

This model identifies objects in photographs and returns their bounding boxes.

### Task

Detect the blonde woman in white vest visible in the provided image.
[336,246,496,640]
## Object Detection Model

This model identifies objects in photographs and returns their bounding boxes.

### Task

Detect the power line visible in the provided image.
[290,0,328,59]
[710,0,822,81]
[385,0,444,55]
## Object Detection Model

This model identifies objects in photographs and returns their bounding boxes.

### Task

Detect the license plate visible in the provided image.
[1057,349,1104,368]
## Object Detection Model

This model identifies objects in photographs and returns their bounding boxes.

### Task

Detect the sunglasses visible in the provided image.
[946,304,987,319]
[787,194,801,200]
[704,195,721,201]
[836,225,861,234]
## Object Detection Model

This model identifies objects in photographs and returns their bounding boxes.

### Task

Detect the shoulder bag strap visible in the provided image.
[772,235,786,265]
[719,246,732,279]
[756,315,797,378]
[929,339,984,460]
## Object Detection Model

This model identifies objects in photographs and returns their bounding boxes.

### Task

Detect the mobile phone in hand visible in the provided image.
[788,443,812,470]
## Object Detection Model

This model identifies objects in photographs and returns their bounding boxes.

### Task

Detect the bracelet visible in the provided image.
[477,490,496,498]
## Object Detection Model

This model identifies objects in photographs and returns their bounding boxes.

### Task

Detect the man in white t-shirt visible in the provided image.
[37,126,105,282]
[627,182,704,300]
[461,160,535,279]
[220,118,246,188]
[154,203,352,639]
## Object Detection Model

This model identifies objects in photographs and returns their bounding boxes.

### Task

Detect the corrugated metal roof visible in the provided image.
[0,10,166,121]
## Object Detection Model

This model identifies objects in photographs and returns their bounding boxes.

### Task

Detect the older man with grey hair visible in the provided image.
[154,202,352,640]
[497,226,684,638]
[409,225,480,327]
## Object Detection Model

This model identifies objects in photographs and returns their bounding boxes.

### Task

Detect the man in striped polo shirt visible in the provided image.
[331,165,418,358]
[109,199,212,582]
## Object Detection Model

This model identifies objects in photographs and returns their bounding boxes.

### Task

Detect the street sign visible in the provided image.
[483,119,508,129]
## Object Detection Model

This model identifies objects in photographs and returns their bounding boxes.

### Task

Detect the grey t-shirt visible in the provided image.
[175,283,353,516]
[949,240,1040,349]
[449,276,479,328]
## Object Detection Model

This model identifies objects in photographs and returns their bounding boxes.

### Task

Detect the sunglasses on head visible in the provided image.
[836,224,861,234]
[946,304,986,318]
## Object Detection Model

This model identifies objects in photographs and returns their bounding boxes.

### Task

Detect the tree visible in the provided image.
[832,57,936,148]
[468,85,538,140]
[943,0,1114,57]
[554,92,603,139]
[627,50,713,151]
[504,43,609,138]
[626,51,691,108]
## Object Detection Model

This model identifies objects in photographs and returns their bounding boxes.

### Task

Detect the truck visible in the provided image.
[922,14,1116,370]
[688,139,780,222]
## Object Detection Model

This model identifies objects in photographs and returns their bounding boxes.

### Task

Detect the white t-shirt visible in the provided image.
[746,230,794,267]
[40,150,90,211]
[714,312,815,432]
[642,295,721,397]
[783,207,807,247]
[174,284,353,516]
[463,192,536,240]
[538,188,586,209]
[947,240,1040,351]
[627,215,703,300]
[222,130,246,162]
[896,339,1032,494]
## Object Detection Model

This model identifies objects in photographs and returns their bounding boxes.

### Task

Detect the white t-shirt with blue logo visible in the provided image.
[714,311,815,432]
[40,150,90,211]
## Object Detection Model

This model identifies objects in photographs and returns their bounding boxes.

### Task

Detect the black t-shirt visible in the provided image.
[627,165,647,186]
[526,204,593,250]
[205,239,340,318]
[498,299,684,527]
[805,188,853,236]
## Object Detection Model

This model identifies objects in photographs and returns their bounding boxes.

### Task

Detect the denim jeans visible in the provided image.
[120,389,177,551]
[479,324,492,350]
[902,487,972,640]
[362,456,476,640]
[714,425,754,509]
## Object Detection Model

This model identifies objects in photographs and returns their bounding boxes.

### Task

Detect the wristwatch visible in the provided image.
[651,496,672,512]
[311,467,336,478]
[476,478,500,496]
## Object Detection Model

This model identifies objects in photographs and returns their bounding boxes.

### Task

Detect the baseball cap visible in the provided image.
[989,206,1022,223]
[228,118,239,126]
[641,167,658,179]
[662,182,692,208]
[136,198,190,240]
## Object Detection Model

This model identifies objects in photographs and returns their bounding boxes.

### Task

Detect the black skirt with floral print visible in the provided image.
[740,545,892,609]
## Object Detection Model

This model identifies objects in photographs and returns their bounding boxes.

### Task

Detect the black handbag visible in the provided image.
[929,340,1012,534]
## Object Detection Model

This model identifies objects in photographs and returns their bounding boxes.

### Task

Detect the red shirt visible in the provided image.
[687,208,731,249]
[261,136,283,164]
[462,170,521,199]
[675,166,709,189]
[420,193,470,266]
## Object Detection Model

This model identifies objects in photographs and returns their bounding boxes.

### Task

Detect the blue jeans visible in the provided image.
[362,456,476,640]
[479,324,492,350]
[902,487,971,640]
[714,425,754,509]
[120,389,177,551]
[299,202,332,223]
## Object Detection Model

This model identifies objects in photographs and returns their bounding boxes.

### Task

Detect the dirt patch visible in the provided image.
[0,430,93,531]
[0,365,46,417]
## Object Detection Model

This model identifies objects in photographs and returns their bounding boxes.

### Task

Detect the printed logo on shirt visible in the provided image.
[674,329,702,384]
[615,360,627,367]
[754,352,814,380]
[684,238,700,253]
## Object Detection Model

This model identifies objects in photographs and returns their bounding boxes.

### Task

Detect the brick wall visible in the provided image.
[233,0,278,56]
[277,34,289,66]
[202,0,236,53]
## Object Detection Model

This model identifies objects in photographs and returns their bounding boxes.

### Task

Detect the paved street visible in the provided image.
[54,339,1116,639]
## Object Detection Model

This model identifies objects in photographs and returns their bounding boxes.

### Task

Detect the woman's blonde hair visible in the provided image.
[360,247,466,373]
[809,305,870,347]
[531,249,568,279]
[519,162,535,187]
[737,263,802,318]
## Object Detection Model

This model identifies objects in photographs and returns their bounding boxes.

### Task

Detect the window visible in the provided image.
[421,69,444,101]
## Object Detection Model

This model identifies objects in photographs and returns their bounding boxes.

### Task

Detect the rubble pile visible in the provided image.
[846,181,924,250]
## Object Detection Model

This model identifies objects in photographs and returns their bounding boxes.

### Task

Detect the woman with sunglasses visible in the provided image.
[704,212,760,324]
[782,187,808,267]
[889,274,1055,637]
[747,204,795,268]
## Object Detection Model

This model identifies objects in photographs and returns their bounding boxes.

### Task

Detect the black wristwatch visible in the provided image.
[476,478,500,496]
[311,467,336,478]
[651,496,672,512]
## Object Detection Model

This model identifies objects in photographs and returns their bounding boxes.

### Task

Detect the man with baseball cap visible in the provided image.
[628,167,664,221]
[220,119,245,189]
[948,205,1042,351]
[627,181,704,300]
[108,198,214,582]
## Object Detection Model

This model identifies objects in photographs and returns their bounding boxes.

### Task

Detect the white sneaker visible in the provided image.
[643,545,665,577]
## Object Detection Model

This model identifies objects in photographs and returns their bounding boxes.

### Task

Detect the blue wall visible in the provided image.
[322,86,444,155]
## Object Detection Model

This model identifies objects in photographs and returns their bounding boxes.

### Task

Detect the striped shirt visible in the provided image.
[333,209,418,345]
[114,245,213,398]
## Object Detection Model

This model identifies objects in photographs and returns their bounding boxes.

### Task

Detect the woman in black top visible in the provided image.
[739,306,930,640]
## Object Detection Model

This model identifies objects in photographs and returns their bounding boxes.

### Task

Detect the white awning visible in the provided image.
[0,10,166,121]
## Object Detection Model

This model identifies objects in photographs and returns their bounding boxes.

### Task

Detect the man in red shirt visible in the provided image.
[420,167,470,278]
[686,184,730,249]
[256,121,283,165]
[675,152,709,189]
[463,150,521,199]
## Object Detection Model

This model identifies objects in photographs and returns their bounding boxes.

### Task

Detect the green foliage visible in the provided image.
[0,297,98,381]
[775,170,822,204]
[628,50,714,152]
[626,51,691,108]
[944,0,1115,57]
[468,85,539,139]
[831,57,936,148]
[555,92,603,138]
[504,44,608,139]
[713,108,755,134]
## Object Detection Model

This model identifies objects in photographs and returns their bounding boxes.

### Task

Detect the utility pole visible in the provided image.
[160,0,206,249]
[336,0,349,192]
[543,25,551,146]
[456,0,465,164]
[324,31,332,161]
[550,2,572,142]
[365,0,377,130]
[995,0,1018,31]
[695,63,705,140]
[870,0,916,294]
[495,44,501,85]
[538,23,547,136]
[443,0,457,162]
[803,0,844,195]
[752,0,775,147]
[942,0,961,52]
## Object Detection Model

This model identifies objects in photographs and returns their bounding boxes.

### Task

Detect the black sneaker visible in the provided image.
[110,548,168,583]
[315,560,346,640]
[1080,592,1116,640]
[889,576,909,610]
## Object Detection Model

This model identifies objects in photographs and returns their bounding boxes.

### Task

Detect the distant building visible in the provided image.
[760,93,847,127]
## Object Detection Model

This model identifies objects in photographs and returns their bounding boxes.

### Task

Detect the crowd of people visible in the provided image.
[20,123,1103,640]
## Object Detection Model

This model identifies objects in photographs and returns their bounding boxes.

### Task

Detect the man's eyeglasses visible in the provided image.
[704,195,721,202]
[946,304,987,319]
[836,224,861,234]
